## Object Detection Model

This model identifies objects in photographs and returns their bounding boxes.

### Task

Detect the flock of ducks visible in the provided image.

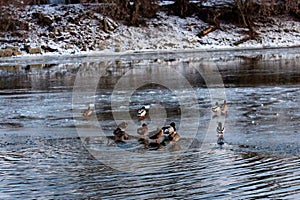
[82,104,180,148]
[82,99,228,148]
[113,106,181,147]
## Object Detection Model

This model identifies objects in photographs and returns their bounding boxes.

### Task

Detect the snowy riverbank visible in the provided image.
[0,3,299,60]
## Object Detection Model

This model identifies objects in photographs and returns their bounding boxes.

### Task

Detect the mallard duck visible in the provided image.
[83,104,94,117]
[212,102,220,115]
[217,122,225,134]
[216,122,225,145]
[137,105,150,120]
[220,100,228,115]
[117,121,128,131]
[113,127,126,141]
[162,122,176,135]
[137,123,148,137]
[148,128,164,143]
[168,131,181,144]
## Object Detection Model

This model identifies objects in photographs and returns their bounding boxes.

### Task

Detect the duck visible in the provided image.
[216,122,225,145]
[83,104,94,117]
[148,128,164,143]
[217,122,225,134]
[167,131,181,144]
[113,127,126,142]
[161,122,181,144]
[212,102,220,116]
[220,100,228,115]
[137,105,150,120]
[137,123,148,138]
[162,122,176,135]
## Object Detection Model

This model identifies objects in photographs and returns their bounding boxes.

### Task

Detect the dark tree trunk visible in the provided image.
[174,0,189,17]
[235,0,258,36]
[130,0,141,25]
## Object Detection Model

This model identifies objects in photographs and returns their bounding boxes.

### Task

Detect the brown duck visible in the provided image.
[148,128,164,143]
[137,123,148,138]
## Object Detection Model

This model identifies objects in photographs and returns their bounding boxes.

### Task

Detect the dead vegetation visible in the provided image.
[1,0,299,31]
[0,0,299,55]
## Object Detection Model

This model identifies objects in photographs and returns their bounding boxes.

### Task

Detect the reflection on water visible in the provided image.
[0,48,300,198]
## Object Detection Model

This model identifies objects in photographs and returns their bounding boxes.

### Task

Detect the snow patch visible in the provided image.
[0,3,299,59]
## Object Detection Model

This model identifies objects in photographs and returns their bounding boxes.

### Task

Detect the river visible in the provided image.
[0,48,299,199]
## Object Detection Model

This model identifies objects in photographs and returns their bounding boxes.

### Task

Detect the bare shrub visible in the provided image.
[174,0,189,18]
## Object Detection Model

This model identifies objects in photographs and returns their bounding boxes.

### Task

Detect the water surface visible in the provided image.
[0,48,300,199]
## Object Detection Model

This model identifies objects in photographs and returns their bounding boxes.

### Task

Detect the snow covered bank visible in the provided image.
[113,12,300,51]
[0,3,299,59]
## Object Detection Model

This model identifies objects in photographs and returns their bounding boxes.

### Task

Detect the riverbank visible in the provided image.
[0,2,299,60]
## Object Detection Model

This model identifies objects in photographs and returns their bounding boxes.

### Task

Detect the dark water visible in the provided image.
[0,48,299,199]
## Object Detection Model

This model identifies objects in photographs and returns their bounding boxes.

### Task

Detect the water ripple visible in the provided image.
[0,129,300,199]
